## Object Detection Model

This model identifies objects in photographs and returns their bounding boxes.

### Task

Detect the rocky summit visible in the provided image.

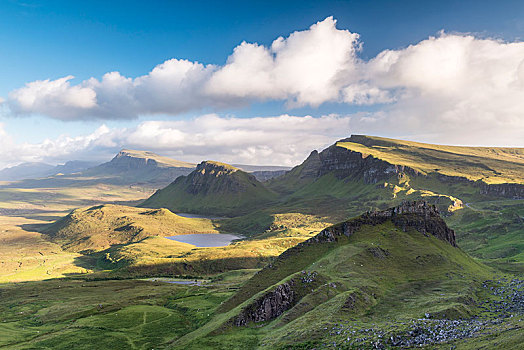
[140,160,278,216]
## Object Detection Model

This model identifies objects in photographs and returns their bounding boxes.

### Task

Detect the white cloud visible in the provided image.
[6,17,361,119]
[8,76,97,119]
[0,114,352,169]
[354,33,524,145]
[206,16,361,107]
[8,60,218,120]
[3,18,524,146]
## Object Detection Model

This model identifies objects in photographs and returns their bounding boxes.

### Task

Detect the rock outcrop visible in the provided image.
[186,161,254,195]
[296,144,406,184]
[233,281,296,326]
[309,200,456,247]
[231,201,456,327]
[478,182,524,199]
[278,135,524,199]
[276,202,456,266]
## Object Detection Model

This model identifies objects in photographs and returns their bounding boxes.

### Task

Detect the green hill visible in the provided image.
[43,204,219,252]
[174,201,500,349]
[269,134,524,201]
[254,135,524,269]
[337,135,524,184]
[141,161,278,216]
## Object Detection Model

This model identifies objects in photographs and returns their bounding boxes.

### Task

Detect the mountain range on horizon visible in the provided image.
[0,148,292,187]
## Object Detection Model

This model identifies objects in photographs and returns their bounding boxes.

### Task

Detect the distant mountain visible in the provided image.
[52,160,99,175]
[0,162,55,181]
[141,161,278,216]
[0,160,97,181]
[4,149,197,189]
[232,164,291,173]
[233,164,291,182]
[79,149,197,186]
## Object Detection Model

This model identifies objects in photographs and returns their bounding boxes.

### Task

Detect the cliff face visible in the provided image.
[186,161,257,195]
[233,281,296,326]
[479,182,524,199]
[231,201,457,326]
[285,137,524,199]
[308,200,456,247]
[291,142,418,185]
[109,151,161,170]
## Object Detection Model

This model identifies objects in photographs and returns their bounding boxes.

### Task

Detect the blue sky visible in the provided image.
[1,0,524,167]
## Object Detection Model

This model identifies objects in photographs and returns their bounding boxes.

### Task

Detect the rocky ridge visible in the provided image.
[288,135,524,199]
[294,200,456,250]
[186,161,255,195]
[231,201,457,326]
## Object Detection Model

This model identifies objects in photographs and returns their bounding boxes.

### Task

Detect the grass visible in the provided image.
[446,199,524,273]
[141,161,278,216]
[0,277,236,349]
[337,135,524,184]
[174,219,499,349]
[43,204,221,252]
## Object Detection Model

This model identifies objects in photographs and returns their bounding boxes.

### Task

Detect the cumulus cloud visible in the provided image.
[206,16,361,107]
[4,17,524,145]
[7,17,363,119]
[356,33,524,144]
[0,114,352,169]
[8,60,218,120]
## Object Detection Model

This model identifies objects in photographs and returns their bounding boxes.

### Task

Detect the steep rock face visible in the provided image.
[283,201,456,258]
[110,150,161,170]
[286,140,418,185]
[317,143,407,183]
[186,161,252,195]
[234,281,296,326]
[479,182,524,199]
[278,135,524,199]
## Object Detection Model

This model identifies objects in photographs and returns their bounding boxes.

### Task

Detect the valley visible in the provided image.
[0,135,523,349]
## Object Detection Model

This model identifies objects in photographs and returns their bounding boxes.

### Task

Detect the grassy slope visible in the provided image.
[43,204,220,253]
[0,271,254,350]
[337,135,524,184]
[177,220,495,349]
[141,163,278,216]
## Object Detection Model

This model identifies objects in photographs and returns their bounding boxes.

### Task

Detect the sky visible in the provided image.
[1,0,524,169]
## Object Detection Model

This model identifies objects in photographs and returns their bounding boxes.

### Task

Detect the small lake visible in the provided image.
[176,212,227,220]
[165,233,242,247]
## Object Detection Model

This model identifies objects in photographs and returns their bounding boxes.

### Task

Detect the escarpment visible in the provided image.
[478,182,524,199]
[186,161,251,195]
[297,144,409,184]
[224,201,458,321]
[291,200,456,249]
[275,135,524,199]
